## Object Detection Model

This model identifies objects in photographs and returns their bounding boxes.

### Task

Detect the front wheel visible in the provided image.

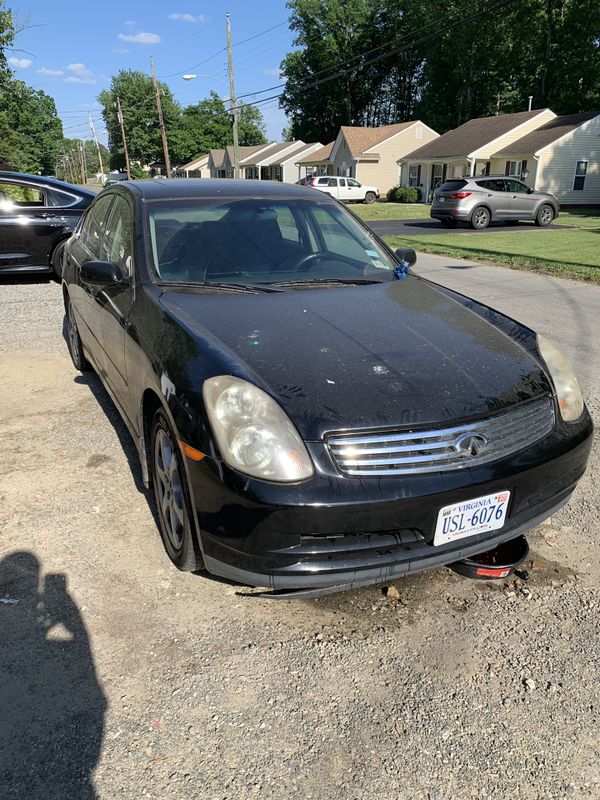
[364,192,376,204]
[471,206,490,230]
[151,409,204,572]
[65,296,90,372]
[535,204,554,227]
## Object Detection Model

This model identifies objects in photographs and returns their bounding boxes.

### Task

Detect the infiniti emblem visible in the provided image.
[454,432,489,457]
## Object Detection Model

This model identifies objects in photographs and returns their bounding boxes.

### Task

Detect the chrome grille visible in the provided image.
[327,398,555,476]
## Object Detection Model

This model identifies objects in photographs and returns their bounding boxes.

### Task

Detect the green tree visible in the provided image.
[0,0,14,90]
[0,79,63,172]
[177,91,267,163]
[59,138,110,182]
[98,70,184,169]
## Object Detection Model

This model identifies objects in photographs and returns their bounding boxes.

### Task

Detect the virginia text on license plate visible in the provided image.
[433,490,511,547]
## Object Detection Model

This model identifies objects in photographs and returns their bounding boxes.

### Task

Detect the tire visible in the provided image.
[50,240,66,281]
[65,296,91,372]
[364,192,376,204]
[441,218,457,228]
[150,408,203,572]
[470,206,491,230]
[535,204,554,227]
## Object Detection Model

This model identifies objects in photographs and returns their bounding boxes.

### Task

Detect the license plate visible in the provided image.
[439,196,445,203]
[433,490,510,547]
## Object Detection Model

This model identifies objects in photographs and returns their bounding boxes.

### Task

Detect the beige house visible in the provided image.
[296,141,335,177]
[210,144,273,178]
[178,153,210,178]
[296,123,438,194]
[400,108,557,200]
[240,140,324,182]
[491,112,600,204]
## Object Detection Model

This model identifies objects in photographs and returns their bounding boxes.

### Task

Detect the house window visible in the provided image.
[415,125,423,140]
[408,164,419,187]
[432,163,443,189]
[573,160,588,191]
[508,160,522,177]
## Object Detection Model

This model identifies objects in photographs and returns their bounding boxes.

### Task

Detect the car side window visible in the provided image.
[273,205,300,243]
[505,179,528,193]
[328,178,337,187]
[347,178,360,187]
[339,178,346,187]
[0,180,45,207]
[100,195,134,276]
[483,179,506,192]
[79,194,114,258]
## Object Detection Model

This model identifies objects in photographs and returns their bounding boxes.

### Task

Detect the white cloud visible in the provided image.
[263,68,281,78]
[37,66,64,77]
[64,63,96,84]
[168,12,208,23]
[118,31,160,44]
[113,47,130,54]
[8,57,32,68]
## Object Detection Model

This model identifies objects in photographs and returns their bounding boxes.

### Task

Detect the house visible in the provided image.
[240,140,324,182]
[296,123,438,194]
[178,153,210,178]
[400,108,556,201]
[296,141,335,178]
[490,112,600,204]
[209,144,273,178]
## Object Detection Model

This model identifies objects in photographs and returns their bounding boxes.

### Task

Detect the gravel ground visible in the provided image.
[0,271,598,800]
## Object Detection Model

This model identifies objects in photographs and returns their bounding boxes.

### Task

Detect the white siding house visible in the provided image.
[491,112,600,203]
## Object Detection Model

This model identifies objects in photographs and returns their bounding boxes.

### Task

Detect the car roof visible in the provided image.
[119,178,332,201]
[0,170,96,198]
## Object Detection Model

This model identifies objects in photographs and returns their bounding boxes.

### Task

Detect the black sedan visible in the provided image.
[61,179,592,595]
[0,171,94,277]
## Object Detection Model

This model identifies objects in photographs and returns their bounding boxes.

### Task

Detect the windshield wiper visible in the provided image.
[200,281,284,293]
[273,277,385,288]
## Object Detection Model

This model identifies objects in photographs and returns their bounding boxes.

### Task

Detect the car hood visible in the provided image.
[159,277,551,441]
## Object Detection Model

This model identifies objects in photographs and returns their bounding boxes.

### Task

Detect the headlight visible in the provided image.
[203,376,314,481]
[537,335,584,422]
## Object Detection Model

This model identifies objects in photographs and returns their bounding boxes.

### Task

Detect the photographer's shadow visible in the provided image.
[0,552,106,799]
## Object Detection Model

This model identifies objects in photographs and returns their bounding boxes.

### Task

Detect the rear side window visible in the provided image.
[439,180,467,192]
[79,194,114,258]
[478,179,506,192]
[315,177,331,186]
[0,181,45,207]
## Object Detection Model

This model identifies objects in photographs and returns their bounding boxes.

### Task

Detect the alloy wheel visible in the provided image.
[67,301,80,363]
[539,206,553,225]
[473,208,490,229]
[154,428,186,550]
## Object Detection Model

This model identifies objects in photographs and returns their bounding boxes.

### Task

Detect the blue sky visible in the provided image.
[7,0,295,145]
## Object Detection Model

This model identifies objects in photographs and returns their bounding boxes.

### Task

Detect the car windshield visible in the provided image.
[147,198,397,286]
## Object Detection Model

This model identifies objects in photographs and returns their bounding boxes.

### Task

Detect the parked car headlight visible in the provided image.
[537,335,584,422]
[203,376,314,481]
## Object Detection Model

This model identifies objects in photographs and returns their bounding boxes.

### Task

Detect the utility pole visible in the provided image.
[150,58,171,178]
[116,96,132,180]
[226,13,240,180]
[78,140,86,184]
[88,113,105,178]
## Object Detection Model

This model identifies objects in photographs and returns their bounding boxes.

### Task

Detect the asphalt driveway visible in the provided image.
[367,218,569,236]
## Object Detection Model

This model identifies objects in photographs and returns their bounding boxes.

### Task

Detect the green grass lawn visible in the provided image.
[356,202,600,283]
[352,202,428,221]
[383,226,600,283]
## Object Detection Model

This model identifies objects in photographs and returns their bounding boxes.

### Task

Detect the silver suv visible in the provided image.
[430,177,559,229]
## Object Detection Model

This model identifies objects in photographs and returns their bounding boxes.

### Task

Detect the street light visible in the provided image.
[182,74,228,87]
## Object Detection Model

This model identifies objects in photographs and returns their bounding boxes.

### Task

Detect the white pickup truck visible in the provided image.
[309,176,379,204]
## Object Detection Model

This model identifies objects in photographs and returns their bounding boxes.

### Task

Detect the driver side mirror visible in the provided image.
[81,260,127,288]
[394,247,417,267]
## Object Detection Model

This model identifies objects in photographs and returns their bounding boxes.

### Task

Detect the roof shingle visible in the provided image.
[296,141,334,164]
[493,112,599,156]
[340,122,415,159]
[404,110,550,160]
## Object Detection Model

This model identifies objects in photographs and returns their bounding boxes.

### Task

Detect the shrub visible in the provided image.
[387,186,422,203]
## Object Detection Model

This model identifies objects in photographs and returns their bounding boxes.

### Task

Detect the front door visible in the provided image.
[504,179,533,218]
[69,193,116,368]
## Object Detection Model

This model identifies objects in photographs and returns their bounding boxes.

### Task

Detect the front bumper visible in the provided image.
[186,413,592,592]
